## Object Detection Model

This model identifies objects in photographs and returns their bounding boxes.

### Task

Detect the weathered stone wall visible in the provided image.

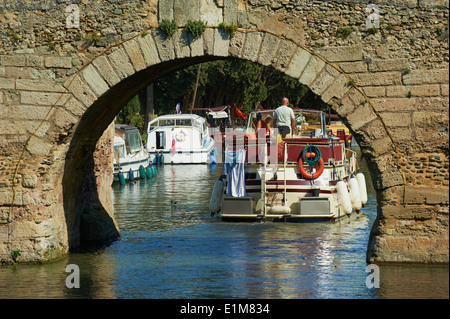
[0,0,448,264]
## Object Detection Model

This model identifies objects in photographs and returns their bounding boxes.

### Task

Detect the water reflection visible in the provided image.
[0,156,448,299]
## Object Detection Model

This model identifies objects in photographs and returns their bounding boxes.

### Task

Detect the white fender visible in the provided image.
[336,180,352,214]
[356,171,368,205]
[209,178,224,213]
[268,206,291,215]
[349,176,362,211]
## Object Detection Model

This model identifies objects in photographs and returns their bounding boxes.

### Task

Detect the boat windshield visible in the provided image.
[127,131,143,153]
[114,144,125,158]
[148,118,193,132]
[246,109,326,138]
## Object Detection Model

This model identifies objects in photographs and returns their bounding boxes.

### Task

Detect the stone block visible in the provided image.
[242,31,262,62]
[358,118,389,141]
[92,56,120,87]
[441,84,449,96]
[0,78,15,89]
[138,32,162,66]
[173,29,191,59]
[224,0,238,24]
[379,204,435,220]
[285,48,311,79]
[52,108,78,130]
[82,65,109,97]
[65,76,96,107]
[405,185,449,205]
[228,30,245,58]
[299,55,325,87]
[20,91,69,106]
[346,103,378,131]
[189,35,204,58]
[272,40,297,72]
[337,61,367,73]
[387,85,440,97]
[9,105,55,120]
[310,67,336,96]
[1,55,26,67]
[367,153,404,190]
[315,44,363,62]
[367,136,395,156]
[107,47,134,79]
[159,0,174,21]
[379,112,411,127]
[200,0,223,25]
[257,33,281,66]
[214,28,230,57]
[16,79,65,92]
[371,97,415,112]
[174,0,200,25]
[44,56,72,69]
[352,71,402,86]
[153,29,176,61]
[26,55,43,67]
[64,96,86,117]
[22,174,38,188]
[26,135,53,157]
[403,69,449,85]
[4,67,32,79]
[123,39,147,72]
[321,73,350,103]
[203,28,215,56]
[362,86,386,97]
[412,111,448,128]
[368,58,409,72]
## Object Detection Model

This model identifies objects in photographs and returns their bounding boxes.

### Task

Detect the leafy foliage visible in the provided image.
[219,22,239,36]
[152,59,328,115]
[185,19,207,38]
[159,19,177,38]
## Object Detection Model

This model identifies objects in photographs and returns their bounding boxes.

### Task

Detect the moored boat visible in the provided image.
[147,114,215,164]
[209,109,367,221]
[113,124,149,183]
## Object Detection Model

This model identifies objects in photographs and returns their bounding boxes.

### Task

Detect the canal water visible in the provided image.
[0,149,448,299]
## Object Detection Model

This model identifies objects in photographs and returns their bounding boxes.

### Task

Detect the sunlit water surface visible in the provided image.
[0,151,448,299]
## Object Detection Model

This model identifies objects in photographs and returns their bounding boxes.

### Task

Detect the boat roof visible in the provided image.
[115,124,140,132]
[151,114,206,121]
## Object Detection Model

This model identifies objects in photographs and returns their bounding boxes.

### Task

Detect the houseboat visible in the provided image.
[209,109,367,221]
[146,114,215,164]
[113,124,149,183]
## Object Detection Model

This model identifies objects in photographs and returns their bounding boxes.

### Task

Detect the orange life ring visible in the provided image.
[298,151,325,180]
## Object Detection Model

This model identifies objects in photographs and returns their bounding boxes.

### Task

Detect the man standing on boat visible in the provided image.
[273,97,296,138]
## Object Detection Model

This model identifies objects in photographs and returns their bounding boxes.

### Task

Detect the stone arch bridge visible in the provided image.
[0,0,448,264]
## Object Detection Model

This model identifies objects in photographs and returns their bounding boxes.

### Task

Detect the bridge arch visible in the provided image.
[60,27,401,255]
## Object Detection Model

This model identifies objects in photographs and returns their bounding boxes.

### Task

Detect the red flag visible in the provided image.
[233,105,247,120]
[171,138,176,154]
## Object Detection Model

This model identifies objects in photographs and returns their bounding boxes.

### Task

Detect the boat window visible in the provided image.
[127,132,142,152]
[162,119,175,126]
[114,145,125,158]
[176,119,192,126]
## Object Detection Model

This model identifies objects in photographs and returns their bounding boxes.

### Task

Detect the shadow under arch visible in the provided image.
[62,56,221,250]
